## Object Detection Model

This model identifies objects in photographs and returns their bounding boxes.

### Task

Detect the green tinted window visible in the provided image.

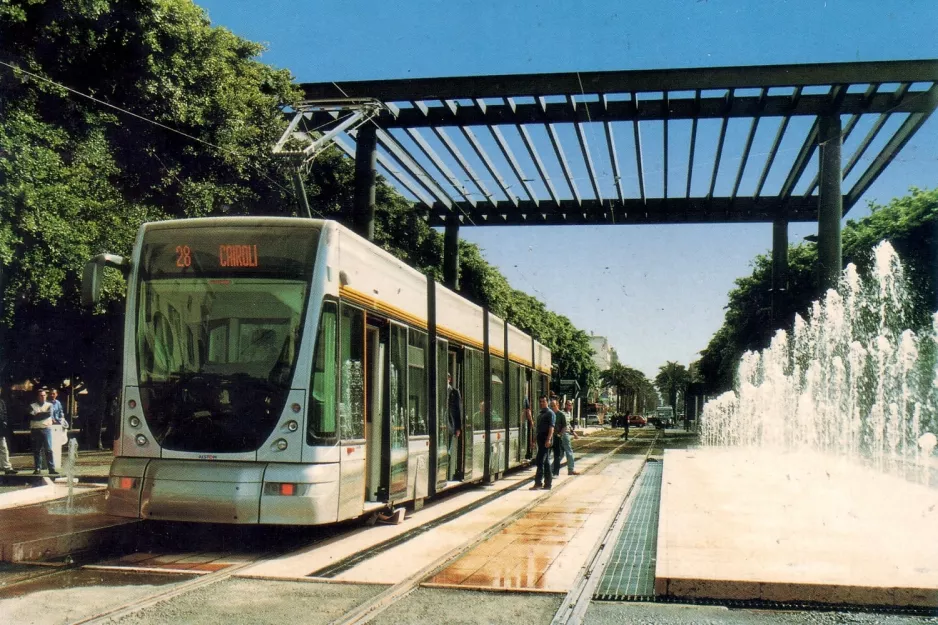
[308,301,337,445]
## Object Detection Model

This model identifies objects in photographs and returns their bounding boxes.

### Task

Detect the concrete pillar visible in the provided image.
[443,214,460,290]
[353,124,377,241]
[772,218,788,322]
[817,114,843,294]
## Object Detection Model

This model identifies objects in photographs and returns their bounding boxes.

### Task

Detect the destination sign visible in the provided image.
[140,225,319,280]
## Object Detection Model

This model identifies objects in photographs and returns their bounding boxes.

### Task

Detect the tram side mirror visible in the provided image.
[81,253,128,308]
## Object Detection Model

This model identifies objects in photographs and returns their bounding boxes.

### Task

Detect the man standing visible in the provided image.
[49,389,68,429]
[30,389,56,475]
[0,387,15,475]
[446,373,462,481]
[551,398,579,476]
[530,396,554,491]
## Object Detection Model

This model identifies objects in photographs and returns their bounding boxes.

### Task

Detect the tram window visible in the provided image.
[208,323,228,363]
[308,301,337,445]
[468,350,484,431]
[339,305,365,441]
[408,331,428,436]
[508,363,521,429]
[490,358,505,430]
[388,324,409,449]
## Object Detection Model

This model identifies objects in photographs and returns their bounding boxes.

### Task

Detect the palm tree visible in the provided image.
[600,363,651,415]
[655,361,691,412]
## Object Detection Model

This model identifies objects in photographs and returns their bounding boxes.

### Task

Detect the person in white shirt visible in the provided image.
[29,389,56,475]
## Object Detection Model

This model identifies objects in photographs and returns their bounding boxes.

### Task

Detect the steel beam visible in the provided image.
[817,114,843,293]
[303,59,938,101]
[519,125,560,205]
[461,127,519,207]
[353,124,378,239]
[443,214,460,290]
[302,90,938,129]
[547,123,582,205]
[778,119,819,199]
[632,94,646,203]
[490,126,539,204]
[604,121,624,203]
[423,196,820,226]
[686,91,700,197]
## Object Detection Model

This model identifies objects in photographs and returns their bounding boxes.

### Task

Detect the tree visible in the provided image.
[655,361,690,411]
[600,363,652,415]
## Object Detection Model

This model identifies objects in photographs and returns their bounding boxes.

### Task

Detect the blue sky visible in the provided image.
[198,0,937,378]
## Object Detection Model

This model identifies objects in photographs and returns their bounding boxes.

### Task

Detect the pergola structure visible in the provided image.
[281,60,938,310]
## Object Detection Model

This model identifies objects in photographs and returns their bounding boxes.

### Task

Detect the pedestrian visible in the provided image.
[446,373,462,481]
[29,389,57,475]
[565,399,576,429]
[621,411,630,440]
[49,389,68,429]
[0,387,15,475]
[551,398,579,476]
[530,396,554,491]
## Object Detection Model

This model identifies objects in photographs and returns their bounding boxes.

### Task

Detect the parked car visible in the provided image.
[627,414,646,427]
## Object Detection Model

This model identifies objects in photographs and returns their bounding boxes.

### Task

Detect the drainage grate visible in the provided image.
[593,459,662,601]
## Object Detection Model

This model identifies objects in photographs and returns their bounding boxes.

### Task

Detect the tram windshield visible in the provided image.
[134,225,319,453]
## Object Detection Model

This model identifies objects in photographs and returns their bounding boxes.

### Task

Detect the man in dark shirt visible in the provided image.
[530,395,555,490]
[447,373,462,480]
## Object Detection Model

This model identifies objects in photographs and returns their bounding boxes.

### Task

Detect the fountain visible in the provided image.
[65,437,78,514]
[655,241,938,609]
[701,241,937,481]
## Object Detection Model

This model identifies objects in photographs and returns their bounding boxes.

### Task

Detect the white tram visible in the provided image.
[83,217,551,525]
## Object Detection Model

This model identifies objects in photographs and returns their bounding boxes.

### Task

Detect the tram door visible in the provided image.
[435,339,450,487]
[387,322,409,499]
[365,326,384,502]
[451,350,470,481]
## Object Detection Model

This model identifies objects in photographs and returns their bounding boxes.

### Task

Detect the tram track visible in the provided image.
[326,430,658,625]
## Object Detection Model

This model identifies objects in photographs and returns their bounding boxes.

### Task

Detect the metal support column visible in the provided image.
[482,308,492,481]
[353,123,378,241]
[426,274,439,497]
[817,114,843,294]
[771,218,788,322]
[443,214,460,290]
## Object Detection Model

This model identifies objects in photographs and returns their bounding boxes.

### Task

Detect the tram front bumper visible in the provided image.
[107,458,341,525]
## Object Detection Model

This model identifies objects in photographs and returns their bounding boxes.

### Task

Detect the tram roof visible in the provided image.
[299,60,938,227]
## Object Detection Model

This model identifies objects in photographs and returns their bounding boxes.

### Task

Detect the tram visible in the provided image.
[82,217,551,525]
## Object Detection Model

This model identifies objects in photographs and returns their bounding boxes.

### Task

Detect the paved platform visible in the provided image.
[656,448,938,609]
[422,453,646,592]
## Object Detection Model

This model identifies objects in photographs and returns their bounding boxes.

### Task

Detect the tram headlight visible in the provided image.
[285,420,298,432]
[291,403,301,414]
[274,438,288,451]
[128,416,141,428]
[135,434,148,447]
[128,399,137,409]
